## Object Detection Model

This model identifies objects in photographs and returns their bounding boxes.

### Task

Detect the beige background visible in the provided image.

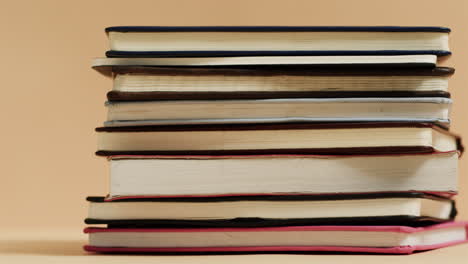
[0,0,467,232]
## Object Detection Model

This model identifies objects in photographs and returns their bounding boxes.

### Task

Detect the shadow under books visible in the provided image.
[0,239,85,256]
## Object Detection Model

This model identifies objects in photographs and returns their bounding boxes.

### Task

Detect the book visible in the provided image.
[86,25,464,255]
[84,222,468,254]
[104,97,452,127]
[104,26,450,57]
[104,66,454,101]
[103,152,458,198]
[93,55,439,75]
[96,122,461,156]
[85,193,456,227]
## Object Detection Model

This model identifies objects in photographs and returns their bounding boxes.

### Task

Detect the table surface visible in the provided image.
[1,230,467,264]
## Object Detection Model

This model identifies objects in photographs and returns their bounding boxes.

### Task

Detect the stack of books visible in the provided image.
[84,26,467,254]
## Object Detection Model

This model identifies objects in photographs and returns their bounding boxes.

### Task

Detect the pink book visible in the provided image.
[84,222,468,254]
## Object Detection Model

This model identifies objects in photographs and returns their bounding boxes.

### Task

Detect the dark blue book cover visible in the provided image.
[106,26,451,33]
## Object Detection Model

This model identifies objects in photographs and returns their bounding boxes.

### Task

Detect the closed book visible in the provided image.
[103,152,458,199]
[85,193,456,228]
[104,26,451,57]
[104,97,452,127]
[103,66,454,101]
[96,122,462,156]
[84,222,468,254]
[93,55,439,74]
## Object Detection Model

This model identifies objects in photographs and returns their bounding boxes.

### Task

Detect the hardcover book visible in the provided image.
[93,55,439,73]
[96,122,462,156]
[104,26,451,57]
[84,222,468,254]
[101,152,459,199]
[85,193,456,228]
[103,66,454,101]
[104,97,452,127]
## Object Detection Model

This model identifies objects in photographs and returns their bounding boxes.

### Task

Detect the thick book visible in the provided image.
[104,97,452,127]
[96,122,462,156]
[84,222,468,254]
[102,152,458,199]
[85,193,456,228]
[104,26,451,57]
[103,66,454,101]
[93,55,439,74]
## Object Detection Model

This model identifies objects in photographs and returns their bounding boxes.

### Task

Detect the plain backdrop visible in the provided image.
[0,0,467,231]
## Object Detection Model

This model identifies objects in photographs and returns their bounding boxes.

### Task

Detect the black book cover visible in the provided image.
[107,91,451,101]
